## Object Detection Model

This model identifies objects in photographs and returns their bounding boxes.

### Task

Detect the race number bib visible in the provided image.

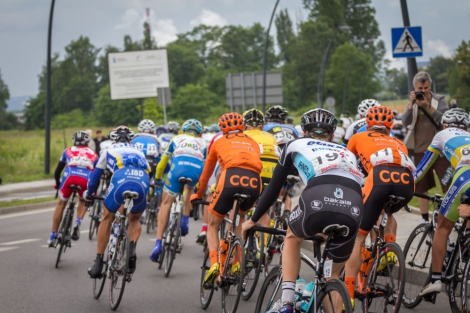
[69,156,93,170]
[399,151,416,172]
[370,148,394,167]
[311,151,343,174]
[146,143,158,157]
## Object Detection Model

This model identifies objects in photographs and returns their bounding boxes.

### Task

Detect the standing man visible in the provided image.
[85,129,96,152]
[93,130,106,156]
[402,71,450,222]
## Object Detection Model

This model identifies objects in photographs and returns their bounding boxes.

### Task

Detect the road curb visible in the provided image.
[0,201,56,215]
[0,185,53,197]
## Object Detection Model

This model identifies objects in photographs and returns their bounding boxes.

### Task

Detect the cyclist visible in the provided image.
[47,131,98,247]
[86,126,151,277]
[342,99,380,146]
[344,106,415,308]
[132,119,161,176]
[149,119,206,261]
[242,108,364,312]
[415,108,470,296]
[99,130,114,156]
[264,105,300,138]
[190,112,262,287]
[155,125,167,137]
[340,110,354,129]
[158,121,180,151]
[202,123,220,147]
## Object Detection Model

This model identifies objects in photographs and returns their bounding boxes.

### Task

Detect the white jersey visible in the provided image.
[279,138,363,185]
[333,126,346,144]
[164,134,207,161]
[343,118,367,144]
[99,140,114,157]
[295,125,304,138]
[340,117,354,129]
[202,132,216,147]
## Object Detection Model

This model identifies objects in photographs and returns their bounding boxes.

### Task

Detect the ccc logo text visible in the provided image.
[379,170,410,184]
[229,175,258,188]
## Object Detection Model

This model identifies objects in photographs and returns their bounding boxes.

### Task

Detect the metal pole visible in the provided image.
[45,0,55,174]
[343,54,357,113]
[252,72,257,109]
[317,28,338,108]
[140,98,144,120]
[229,73,234,112]
[262,0,280,114]
[241,73,245,112]
[162,89,167,125]
[400,0,418,94]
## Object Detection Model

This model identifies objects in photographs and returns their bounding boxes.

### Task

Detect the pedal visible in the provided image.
[126,274,133,283]
[177,244,183,253]
[422,293,437,304]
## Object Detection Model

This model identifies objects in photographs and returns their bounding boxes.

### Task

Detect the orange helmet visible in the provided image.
[365,106,394,129]
[218,112,244,134]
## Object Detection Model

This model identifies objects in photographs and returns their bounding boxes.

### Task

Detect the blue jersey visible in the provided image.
[87,143,150,194]
[158,133,176,151]
[132,133,160,160]
[264,123,299,138]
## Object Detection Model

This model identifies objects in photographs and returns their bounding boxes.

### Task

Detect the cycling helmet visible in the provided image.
[137,119,155,133]
[182,119,203,136]
[72,130,90,146]
[243,108,265,127]
[365,106,394,129]
[441,108,469,128]
[357,99,380,117]
[209,124,220,133]
[110,125,135,143]
[155,126,167,136]
[300,109,337,133]
[266,105,288,123]
[203,126,209,133]
[286,116,294,124]
[166,121,180,134]
[218,112,244,134]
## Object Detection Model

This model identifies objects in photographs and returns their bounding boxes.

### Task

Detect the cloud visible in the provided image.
[426,39,452,58]
[152,19,178,46]
[190,9,227,27]
[115,8,140,29]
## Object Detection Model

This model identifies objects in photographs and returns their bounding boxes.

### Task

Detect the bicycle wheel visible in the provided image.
[146,209,155,234]
[164,216,179,277]
[254,265,282,313]
[242,231,265,300]
[221,236,244,313]
[55,235,65,268]
[89,201,100,240]
[362,242,405,313]
[264,219,283,277]
[55,207,72,268]
[312,278,352,313]
[109,230,130,311]
[93,247,108,299]
[448,245,469,312]
[200,249,215,309]
[460,251,470,313]
[402,222,433,308]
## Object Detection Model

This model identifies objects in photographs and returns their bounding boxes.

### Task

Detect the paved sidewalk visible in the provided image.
[0,179,55,200]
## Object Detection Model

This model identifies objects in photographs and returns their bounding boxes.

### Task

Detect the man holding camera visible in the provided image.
[402,71,450,223]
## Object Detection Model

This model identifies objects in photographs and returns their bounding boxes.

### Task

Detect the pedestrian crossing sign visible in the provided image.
[391,26,423,58]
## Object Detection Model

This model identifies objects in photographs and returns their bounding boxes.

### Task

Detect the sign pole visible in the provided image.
[45,0,55,174]
[252,73,257,109]
[241,73,245,112]
[162,89,167,125]
[399,0,418,94]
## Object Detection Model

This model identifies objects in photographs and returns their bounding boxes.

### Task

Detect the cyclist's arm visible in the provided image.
[54,161,66,187]
[87,151,107,194]
[155,138,175,179]
[195,145,218,199]
[346,134,358,156]
[413,132,443,182]
[342,123,356,147]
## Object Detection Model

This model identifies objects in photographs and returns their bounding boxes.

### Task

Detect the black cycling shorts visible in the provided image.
[209,168,261,218]
[288,175,363,263]
[359,164,414,236]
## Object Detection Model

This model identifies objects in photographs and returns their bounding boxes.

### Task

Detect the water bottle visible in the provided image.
[300,281,315,312]
[444,238,454,267]
[114,222,119,236]
[294,278,306,308]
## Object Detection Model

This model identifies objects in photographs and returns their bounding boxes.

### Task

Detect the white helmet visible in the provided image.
[138,119,155,133]
[357,99,380,117]
[441,108,469,128]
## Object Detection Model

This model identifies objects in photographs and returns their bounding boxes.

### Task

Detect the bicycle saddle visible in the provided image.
[179,177,193,184]
[122,191,139,199]
[386,195,406,206]
[286,175,301,184]
[233,193,250,202]
[70,184,81,190]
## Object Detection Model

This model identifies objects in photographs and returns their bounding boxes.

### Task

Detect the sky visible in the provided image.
[0,0,469,99]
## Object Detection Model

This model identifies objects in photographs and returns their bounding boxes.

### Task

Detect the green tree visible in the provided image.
[451,40,470,109]
[275,9,295,63]
[142,22,157,50]
[426,55,455,94]
[169,83,219,120]
[143,97,163,121]
[97,45,120,89]
[385,67,408,98]
[166,40,205,90]
[123,35,141,51]
[0,69,19,130]
[94,84,140,126]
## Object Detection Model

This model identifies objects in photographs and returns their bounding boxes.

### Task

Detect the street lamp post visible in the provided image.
[45,0,55,174]
[317,28,339,108]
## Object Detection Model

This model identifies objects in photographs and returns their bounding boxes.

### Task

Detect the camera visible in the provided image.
[415,91,425,101]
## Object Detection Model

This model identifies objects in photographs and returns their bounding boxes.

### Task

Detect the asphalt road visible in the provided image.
[0,204,453,313]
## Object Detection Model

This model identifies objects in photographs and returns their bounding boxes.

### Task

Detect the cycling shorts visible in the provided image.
[359,164,414,235]
[164,156,203,196]
[103,167,150,214]
[440,166,470,223]
[58,167,91,200]
[209,168,261,219]
[288,175,363,263]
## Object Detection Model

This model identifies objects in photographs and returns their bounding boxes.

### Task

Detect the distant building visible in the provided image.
[13,112,25,124]
[417,61,430,69]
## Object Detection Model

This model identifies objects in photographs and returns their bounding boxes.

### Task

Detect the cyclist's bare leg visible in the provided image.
[281,228,302,284]
[96,205,115,254]
[128,211,144,242]
[384,214,397,239]
[183,185,193,216]
[284,195,292,212]
[156,190,177,240]
[431,213,454,273]
[51,199,67,231]
[76,198,87,220]
[207,213,223,261]
[203,192,212,225]
[344,233,366,297]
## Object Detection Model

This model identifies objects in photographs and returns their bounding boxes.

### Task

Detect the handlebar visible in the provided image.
[192,200,210,206]
[414,192,443,205]
[245,225,287,243]
[85,195,105,210]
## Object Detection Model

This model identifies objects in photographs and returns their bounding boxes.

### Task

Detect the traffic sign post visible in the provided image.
[391,26,423,58]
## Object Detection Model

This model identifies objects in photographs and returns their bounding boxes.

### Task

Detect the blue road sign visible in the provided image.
[391,26,423,58]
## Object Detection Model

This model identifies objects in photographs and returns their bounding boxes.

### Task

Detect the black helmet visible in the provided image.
[300,109,337,133]
[110,125,135,143]
[266,105,288,123]
[72,131,90,146]
[243,108,265,127]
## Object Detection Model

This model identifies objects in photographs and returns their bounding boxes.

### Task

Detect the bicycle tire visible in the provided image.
[93,247,108,299]
[55,205,73,268]
[402,222,433,308]
[242,231,265,301]
[448,244,469,312]
[146,210,154,234]
[460,250,470,313]
[55,236,64,268]
[158,234,166,270]
[89,201,99,240]
[264,218,284,278]
[254,265,282,313]
[221,236,244,313]
[200,249,215,309]
[164,215,179,277]
[362,242,405,313]
[109,230,130,311]
[312,278,352,313]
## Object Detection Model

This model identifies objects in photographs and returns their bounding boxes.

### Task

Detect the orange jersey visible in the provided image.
[347,131,413,174]
[196,132,262,198]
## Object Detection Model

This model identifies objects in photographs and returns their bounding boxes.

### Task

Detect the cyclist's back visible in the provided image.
[158,132,176,151]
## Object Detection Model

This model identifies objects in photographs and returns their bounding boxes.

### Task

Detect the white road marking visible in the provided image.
[0,208,54,220]
[149,239,156,242]
[80,230,89,233]
[0,247,18,253]
[0,238,40,245]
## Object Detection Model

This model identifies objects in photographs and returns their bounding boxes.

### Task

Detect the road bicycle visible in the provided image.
[88,171,110,240]
[355,195,406,313]
[403,192,470,312]
[146,183,162,234]
[54,185,80,268]
[197,193,249,313]
[250,225,353,313]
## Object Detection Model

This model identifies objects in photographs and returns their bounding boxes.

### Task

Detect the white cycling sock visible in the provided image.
[281,281,296,303]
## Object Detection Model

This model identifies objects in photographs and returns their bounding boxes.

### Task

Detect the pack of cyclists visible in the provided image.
[46,100,470,313]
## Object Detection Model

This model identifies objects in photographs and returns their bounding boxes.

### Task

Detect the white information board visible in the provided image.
[108,49,169,100]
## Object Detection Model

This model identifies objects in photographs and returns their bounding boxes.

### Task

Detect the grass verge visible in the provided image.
[0,196,56,209]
